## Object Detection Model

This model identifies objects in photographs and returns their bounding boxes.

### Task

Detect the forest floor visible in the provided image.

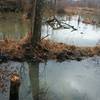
[0,35,100,63]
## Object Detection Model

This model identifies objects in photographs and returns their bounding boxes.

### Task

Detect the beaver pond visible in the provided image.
[0,12,100,47]
[0,12,100,100]
[0,57,100,100]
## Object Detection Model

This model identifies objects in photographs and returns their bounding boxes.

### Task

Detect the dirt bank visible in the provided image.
[0,35,100,63]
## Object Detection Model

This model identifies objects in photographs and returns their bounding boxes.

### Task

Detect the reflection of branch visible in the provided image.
[46,17,77,31]
[41,34,50,41]
[46,17,62,29]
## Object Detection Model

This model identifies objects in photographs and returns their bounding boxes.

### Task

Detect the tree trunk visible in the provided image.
[31,0,44,47]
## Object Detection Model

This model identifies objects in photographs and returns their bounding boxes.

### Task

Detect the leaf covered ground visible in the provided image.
[0,35,100,62]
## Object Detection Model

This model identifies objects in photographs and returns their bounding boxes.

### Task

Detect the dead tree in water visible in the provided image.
[31,0,44,47]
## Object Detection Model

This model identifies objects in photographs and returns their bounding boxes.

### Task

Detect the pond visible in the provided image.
[0,57,100,100]
[42,15,100,47]
[0,12,100,47]
[0,61,33,100]
[0,12,31,40]
[30,56,100,100]
[0,13,100,46]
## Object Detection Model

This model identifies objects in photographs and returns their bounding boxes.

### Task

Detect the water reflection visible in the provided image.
[42,15,100,47]
[0,12,31,40]
[29,57,100,100]
[29,61,49,100]
[0,12,100,46]
[29,62,39,100]
[0,61,33,100]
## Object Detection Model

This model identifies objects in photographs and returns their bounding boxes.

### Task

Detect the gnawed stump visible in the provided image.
[10,73,20,100]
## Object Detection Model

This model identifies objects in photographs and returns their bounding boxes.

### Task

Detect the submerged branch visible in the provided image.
[46,17,77,31]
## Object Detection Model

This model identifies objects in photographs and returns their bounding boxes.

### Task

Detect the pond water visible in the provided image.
[29,56,100,100]
[0,12,100,46]
[42,15,100,47]
[0,12,31,40]
[0,61,33,100]
[0,57,100,100]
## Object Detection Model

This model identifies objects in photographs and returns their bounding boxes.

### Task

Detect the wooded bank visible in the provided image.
[0,0,32,12]
[0,37,100,63]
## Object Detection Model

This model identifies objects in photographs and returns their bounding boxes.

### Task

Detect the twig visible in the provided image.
[46,17,77,31]
[41,34,50,41]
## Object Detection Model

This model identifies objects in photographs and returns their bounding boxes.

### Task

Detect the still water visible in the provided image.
[0,13,100,46]
[30,56,100,100]
[42,15,100,47]
[0,61,33,100]
[0,57,100,100]
[0,12,31,40]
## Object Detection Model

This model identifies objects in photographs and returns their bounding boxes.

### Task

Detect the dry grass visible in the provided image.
[64,7,79,16]
[64,7,100,16]
[0,37,100,62]
[0,39,25,60]
[40,39,100,58]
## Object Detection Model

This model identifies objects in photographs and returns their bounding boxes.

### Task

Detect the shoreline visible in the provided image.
[0,37,100,63]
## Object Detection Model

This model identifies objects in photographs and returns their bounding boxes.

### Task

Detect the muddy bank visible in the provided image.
[0,36,100,63]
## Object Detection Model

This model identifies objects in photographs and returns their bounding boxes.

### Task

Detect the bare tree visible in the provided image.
[31,0,44,47]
